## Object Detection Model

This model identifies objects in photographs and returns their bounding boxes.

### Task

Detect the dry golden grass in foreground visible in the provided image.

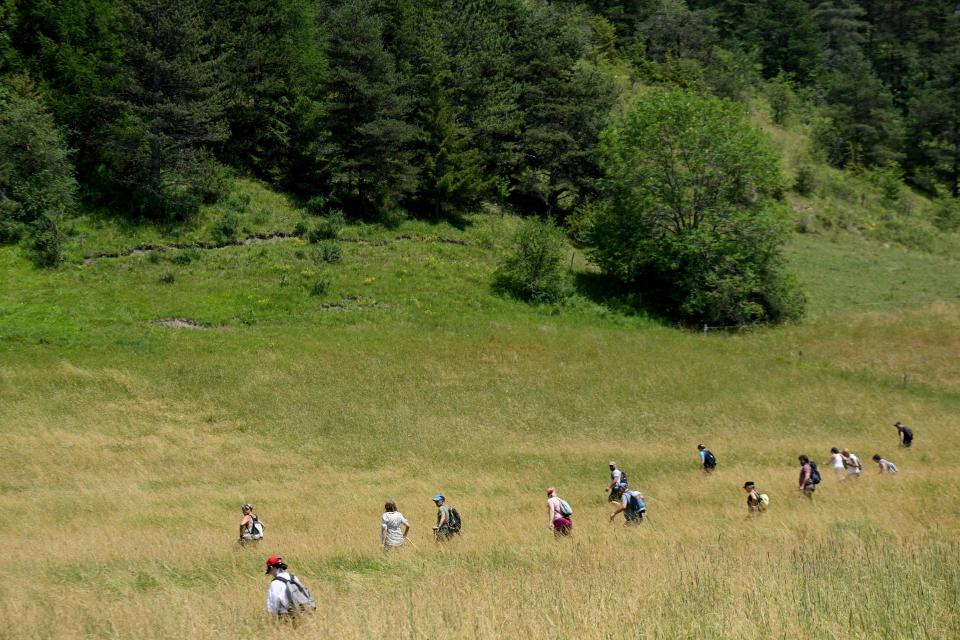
[1,317,958,639]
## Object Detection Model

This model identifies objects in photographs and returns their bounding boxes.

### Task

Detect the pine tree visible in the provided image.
[811,0,869,66]
[103,0,228,219]
[317,0,418,218]
[818,47,902,168]
[510,2,616,215]
[405,3,489,217]
[908,15,960,196]
[210,0,322,184]
[746,0,823,83]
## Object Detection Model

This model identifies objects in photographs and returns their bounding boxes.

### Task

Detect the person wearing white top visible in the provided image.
[380,501,410,551]
[872,454,898,474]
[829,448,846,478]
[264,556,291,616]
[607,461,624,503]
[842,448,862,478]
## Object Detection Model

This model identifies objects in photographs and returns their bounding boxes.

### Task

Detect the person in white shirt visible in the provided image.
[829,448,846,479]
[380,501,410,551]
[842,448,862,478]
[264,556,291,616]
[607,461,624,503]
[872,454,898,474]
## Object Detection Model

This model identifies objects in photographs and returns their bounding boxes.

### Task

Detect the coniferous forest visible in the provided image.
[1,0,959,322]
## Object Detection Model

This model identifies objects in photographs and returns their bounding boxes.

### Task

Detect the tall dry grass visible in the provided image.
[1,311,958,639]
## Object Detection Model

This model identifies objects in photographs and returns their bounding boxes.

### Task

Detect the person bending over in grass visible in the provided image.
[842,448,862,479]
[547,487,573,537]
[829,448,846,480]
[607,461,626,503]
[872,454,898,474]
[798,455,819,500]
[895,421,914,449]
[380,501,410,552]
[697,444,717,473]
[744,481,762,514]
[239,503,264,545]
[610,487,646,525]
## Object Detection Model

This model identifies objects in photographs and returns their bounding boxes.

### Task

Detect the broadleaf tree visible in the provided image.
[588,88,805,325]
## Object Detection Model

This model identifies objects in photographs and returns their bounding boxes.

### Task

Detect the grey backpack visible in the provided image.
[273,575,316,614]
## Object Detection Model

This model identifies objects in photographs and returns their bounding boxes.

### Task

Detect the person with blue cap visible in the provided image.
[432,494,461,541]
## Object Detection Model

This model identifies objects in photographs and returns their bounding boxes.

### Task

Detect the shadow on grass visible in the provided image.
[573,271,673,325]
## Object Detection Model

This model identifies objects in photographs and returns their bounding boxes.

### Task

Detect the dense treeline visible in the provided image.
[1,0,958,322]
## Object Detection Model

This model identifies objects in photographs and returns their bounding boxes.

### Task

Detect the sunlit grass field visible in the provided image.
[1,198,958,638]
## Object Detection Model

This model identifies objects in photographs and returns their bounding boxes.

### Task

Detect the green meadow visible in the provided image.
[1,181,958,638]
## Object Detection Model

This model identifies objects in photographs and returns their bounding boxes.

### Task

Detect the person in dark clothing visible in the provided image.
[894,421,914,448]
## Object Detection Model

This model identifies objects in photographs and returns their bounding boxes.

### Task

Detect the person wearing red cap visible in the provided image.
[265,556,292,616]
[264,555,316,618]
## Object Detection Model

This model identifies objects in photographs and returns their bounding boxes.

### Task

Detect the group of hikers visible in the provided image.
[245,420,914,617]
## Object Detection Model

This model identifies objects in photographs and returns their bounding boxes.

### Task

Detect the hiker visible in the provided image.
[842,448,862,479]
[895,421,914,448]
[610,487,646,524]
[698,444,717,473]
[432,494,460,541]
[743,481,762,514]
[380,501,410,552]
[872,454,898,474]
[607,461,626,503]
[798,455,819,499]
[829,448,846,479]
[239,503,264,544]
[546,486,573,536]
[264,555,316,618]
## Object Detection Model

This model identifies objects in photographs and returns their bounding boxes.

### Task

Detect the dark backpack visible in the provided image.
[619,470,628,486]
[902,427,913,442]
[446,507,461,533]
[809,461,821,484]
[272,575,316,615]
[703,450,717,468]
[628,492,646,513]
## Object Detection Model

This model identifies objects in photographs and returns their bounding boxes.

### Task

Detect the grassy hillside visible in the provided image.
[1,176,958,638]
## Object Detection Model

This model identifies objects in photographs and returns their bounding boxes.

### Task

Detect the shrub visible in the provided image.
[0,76,77,262]
[493,218,572,304]
[314,241,342,264]
[194,157,230,205]
[223,191,251,215]
[170,248,201,265]
[793,166,816,196]
[868,161,904,205]
[26,215,66,268]
[212,210,240,243]
[0,211,24,244]
[159,270,176,284]
[307,210,345,243]
[147,251,162,264]
[293,218,309,238]
[589,87,804,325]
[305,195,327,215]
[309,276,331,296]
[252,207,270,225]
[933,198,960,232]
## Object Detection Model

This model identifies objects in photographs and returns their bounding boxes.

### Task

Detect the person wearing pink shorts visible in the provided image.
[546,487,572,536]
